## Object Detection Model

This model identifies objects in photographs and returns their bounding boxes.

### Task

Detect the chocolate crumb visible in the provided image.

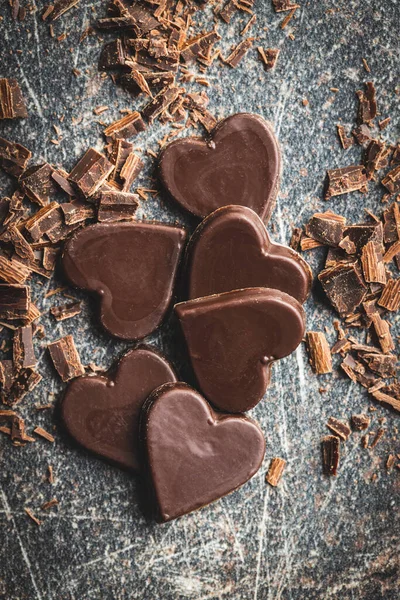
[351,413,371,431]
[266,457,286,487]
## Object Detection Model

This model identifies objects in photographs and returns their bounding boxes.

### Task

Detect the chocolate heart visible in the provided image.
[186,205,312,304]
[159,113,281,220]
[175,288,305,413]
[141,382,265,521]
[62,222,186,340]
[62,347,176,471]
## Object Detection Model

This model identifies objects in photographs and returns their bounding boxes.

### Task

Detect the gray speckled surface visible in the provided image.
[1,1,400,599]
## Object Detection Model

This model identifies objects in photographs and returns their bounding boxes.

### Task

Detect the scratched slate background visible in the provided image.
[0,1,399,599]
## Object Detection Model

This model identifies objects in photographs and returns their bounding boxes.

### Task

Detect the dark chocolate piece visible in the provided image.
[364,140,390,180]
[181,30,221,63]
[48,335,85,382]
[50,301,82,321]
[98,191,139,222]
[103,112,146,140]
[175,288,305,413]
[49,0,79,20]
[257,47,280,71]
[142,86,183,123]
[326,417,351,441]
[62,222,186,340]
[225,38,254,68]
[306,331,332,374]
[351,413,370,431]
[342,222,382,253]
[98,39,126,70]
[360,241,386,285]
[362,352,396,377]
[0,79,28,119]
[266,457,286,487]
[337,125,354,150]
[141,382,265,521]
[13,326,36,369]
[68,149,114,198]
[186,206,311,304]
[382,165,400,195]
[325,165,368,200]
[159,113,281,221]
[305,211,346,246]
[20,164,55,206]
[0,255,31,284]
[52,168,76,196]
[0,284,30,320]
[2,368,42,405]
[24,202,62,242]
[62,348,176,471]
[0,137,31,177]
[356,81,377,124]
[318,262,367,316]
[321,435,340,476]
[119,153,143,191]
[352,124,373,146]
[59,201,94,225]
[378,278,400,312]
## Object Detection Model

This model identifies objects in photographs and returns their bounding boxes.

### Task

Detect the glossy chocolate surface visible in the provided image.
[62,347,177,471]
[159,113,281,220]
[186,205,312,303]
[175,288,305,413]
[141,382,265,522]
[62,222,186,340]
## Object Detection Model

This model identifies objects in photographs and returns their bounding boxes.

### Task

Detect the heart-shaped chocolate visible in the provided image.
[62,347,176,471]
[62,222,186,340]
[175,288,305,413]
[186,205,312,304]
[141,382,265,521]
[159,113,281,220]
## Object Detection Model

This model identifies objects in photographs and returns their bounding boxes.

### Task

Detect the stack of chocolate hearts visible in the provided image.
[61,114,311,522]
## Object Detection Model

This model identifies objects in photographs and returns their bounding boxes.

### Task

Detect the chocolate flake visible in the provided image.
[386,454,396,470]
[49,0,80,20]
[50,301,82,321]
[337,124,354,150]
[0,137,31,178]
[352,124,373,147]
[356,81,377,125]
[305,211,346,247]
[103,112,146,140]
[306,331,332,374]
[364,140,391,180]
[365,303,394,354]
[98,191,139,222]
[59,201,94,225]
[257,47,280,71]
[369,427,384,449]
[24,202,62,242]
[20,163,55,206]
[181,30,221,63]
[0,255,31,284]
[98,39,126,70]
[119,153,144,191]
[13,326,36,370]
[48,335,85,381]
[360,241,386,285]
[326,417,351,441]
[6,226,35,263]
[325,165,368,200]
[318,262,367,316]
[382,165,400,195]
[362,352,396,378]
[289,227,302,251]
[378,278,400,312]
[225,38,254,68]
[0,79,28,119]
[34,426,55,443]
[142,87,183,123]
[68,149,114,198]
[322,435,340,476]
[41,498,58,510]
[351,413,370,431]
[2,368,42,406]
[0,284,30,320]
[272,0,299,11]
[370,389,400,412]
[52,168,76,196]
[266,457,286,487]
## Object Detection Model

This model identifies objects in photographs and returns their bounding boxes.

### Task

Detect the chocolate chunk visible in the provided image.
[383,202,400,245]
[62,348,176,471]
[19,164,56,206]
[98,3,159,36]
[42,247,59,271]
[98,191,139,222]
[142,86,183,123]
[382,165,400,195]
[326,417,351,441]
[341,354,377,388]
[362,352,396,377]
[186,206,311,304]
[141,382,265,521]
[306,331,332,374]
[337,124,354,150]
[2,368,42,405]
[68,149,114,198]
[318,262,367,316]
[0,284,30,319]
[98,39,126,70]
[50,301,82,321]
[321,435,340,476]
[24,202,62,242]
[4,226,35,262]
[351,413,370,431]
[175,288,305,413]
[266,457,286,487]
[119,153,143,191]
[364,140,391,180]
[59,201,94,225]
[225,38,254,68]
[305,211,346,246]
[62,222,186,340]
[0,79,28,119]
[107,139,133,181]
[49,0,79,20]
[219,0,239,22]
[356,81,377,124]
[257,47,280,71]
[272,0,299,11]
[0,137,31,177]
[289,227,302,251]
[13,325,36,370]
[361,241,386,285]
[324,165,368,200]
[159,113,281,221]
[342,222,382,253]
[181,30,221,63]
[370,389,400,412]
[48,335,85,382]
[51,168,76,196]
[367,306,394,354]
[103,112,146,140]
[352,124,373,146]
[378,278,400,312]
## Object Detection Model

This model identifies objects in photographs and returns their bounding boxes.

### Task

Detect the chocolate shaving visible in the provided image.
[0,284,30,320]
[337,124,354,150]
[272,0,299,11]
[365,302,395,354]
[225,38,254,68]
[0,255,31,284]
[378,278,400,312]
[104,111,146,140]
[181,30,221,63]
[266,457,286,487]
[257,47,280,71]
[289,227,302,251]
[0,79,28,119]
[50,301,82,321]
[386,454,395,470]
[0,137,31,178]
[351,413,370,431]
[322,435,340,476]
[41,498,58,510]
[352,124,374,146]
[306,331,332,374]
[48,335,85,382]
[371,389,400,412]
[24,202,62,242]
[119,153,144,191]
[326,417,351,441]
[364,140,391,180]
[360,241,386,285]
[142,86,183,123]
[362,352,396,378]
[68,149,114,198]
[356,81,377,125]
[369,428,384,449]
[98,191,139,222]
[325,165,368,200]
[382,165,400,195]
[34,426,55,443]
[49,0,80,20]
[24,508,42,526]
[2,368,42,406]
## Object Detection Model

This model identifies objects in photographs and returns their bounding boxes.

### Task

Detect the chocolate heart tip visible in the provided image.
[141,382,265,522]
[159,113,281,220]
[62,222,187,340]
[185,205,312,304]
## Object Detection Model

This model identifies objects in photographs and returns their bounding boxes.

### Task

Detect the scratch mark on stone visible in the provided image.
[14,59,45,120]
[30,0,44,97]
[0,486,44,600]
[220,501,245,563]
[253,486,270,600]
[295,345,308,406]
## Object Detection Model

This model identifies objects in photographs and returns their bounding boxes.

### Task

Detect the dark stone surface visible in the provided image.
[0,1,399,599]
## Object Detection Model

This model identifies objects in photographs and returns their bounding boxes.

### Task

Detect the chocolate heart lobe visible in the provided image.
[186,205,312,304]
[175,288,306,413]
[141,382,265,521]
[62,222,186,340]
[159,113,281,220]
[62,347,177,471]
